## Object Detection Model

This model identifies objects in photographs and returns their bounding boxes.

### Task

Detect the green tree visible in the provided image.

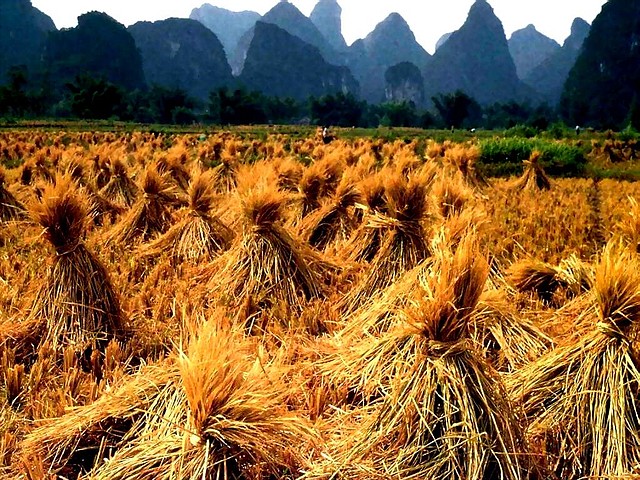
[309,92,364,127]
[0,66,30,117]
[432,90,481,129]
[208,88,268,125]
[66,75,125,119]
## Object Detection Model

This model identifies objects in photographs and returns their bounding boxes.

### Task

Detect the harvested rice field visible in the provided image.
[1,129,640,479]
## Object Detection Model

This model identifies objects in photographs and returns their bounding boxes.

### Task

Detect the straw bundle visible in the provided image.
[27,177,124,353]
[105,168,176,246]
[512,243,640,479]
[443,144,488,188]
[617,196,640,253]
[343,175,387,263]
[304,176,361,252]
[215,190,328,313]
[511,150,551,191]
[508,255,594,306]
[211,155,238,193]
[344,175,430,311]
[99,159,140,209]
[0,167,25,222]
[299,159,343,218]
[140,171,232,265]
[156,154,191,192]
[320,236,530,479]
[26,320,315,479]
[430,173,473,219]
[19,363,176,479]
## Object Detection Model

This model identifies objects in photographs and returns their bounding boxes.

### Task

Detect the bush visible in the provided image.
[479,138,587,176]
[503,124,539,138]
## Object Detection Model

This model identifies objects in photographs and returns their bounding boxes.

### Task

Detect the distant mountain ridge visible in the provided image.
[347,12,430,103]
[1,0,627,128]
[44,11,145,92]
[239,21,358,101]
[524,18,590,106]
[508,24,560,80]
[128,18,233,101]
[189,4,260,59]
[561,0,640,128]
[310,0,347,51]
[0,0,56,82]
[423,0,533,105]
[232,1,340,75]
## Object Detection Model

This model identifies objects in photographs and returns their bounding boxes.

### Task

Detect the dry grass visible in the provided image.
[212,189,330,315]
[140,170,232,265]
[21,176,125,353]
[105,168,177,246]
[1,130,639,479]
[511,150,552,191]
[511,243,640,479]
[316,235,531,479]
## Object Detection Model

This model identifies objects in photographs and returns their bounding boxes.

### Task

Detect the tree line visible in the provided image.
[0,69,575,131]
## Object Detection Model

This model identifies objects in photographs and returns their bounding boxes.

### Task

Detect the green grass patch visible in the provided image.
[479,137,588,177]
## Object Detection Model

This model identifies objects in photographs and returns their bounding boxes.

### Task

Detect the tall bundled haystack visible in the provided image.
[105,168,176,246]
[0,167,25,222]
[26,176,124,353]
[343,174,430,311]
[20,319,315,479]
[617,196,640,253]
[214,190,328,313]
[508,255,593,306]
[211,154,238,193]
[274,156,304,192]
[511,150,551,191]
[512,243,640,479]
[140,170,233,265]
[320,235,530,479]
[99,158,140,209]
[156,153,191,192]
[443,143,489,188]
[304,175,361,252]
[298,158,344,218]
[430,173,473,220]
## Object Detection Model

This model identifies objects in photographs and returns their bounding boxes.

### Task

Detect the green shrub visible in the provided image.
[503,124,539,138]
[479,138,587,176]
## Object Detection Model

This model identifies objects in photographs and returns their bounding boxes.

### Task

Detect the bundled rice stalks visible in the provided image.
[275,157,303,192]
[304,176,361,252]
[156,154,191,192]
[298,159,343,218]
[443,144,489,188]
[343,174,430,311]
[211,154,238,193]
[24,177,124,354]
[318,235,531,479]
[213,190,328,314]
[0,167,25,222]
[473,289,552,371]
[99,159,140,209]
[26,319,315,479]
[617,196,640,253]
[430,173,473,219]
[19,363,176,479]
[508,255,594,306]
[511,151,551,191]
[511,243,640,479]
[508,259,564,305]
[105,168,176,246]
[140,171,233,265]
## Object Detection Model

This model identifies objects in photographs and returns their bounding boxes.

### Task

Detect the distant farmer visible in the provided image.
[322,126,334,144]
[575,125,581,136]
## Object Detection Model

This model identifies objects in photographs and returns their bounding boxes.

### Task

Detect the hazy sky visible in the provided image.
[31,0,608,54]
